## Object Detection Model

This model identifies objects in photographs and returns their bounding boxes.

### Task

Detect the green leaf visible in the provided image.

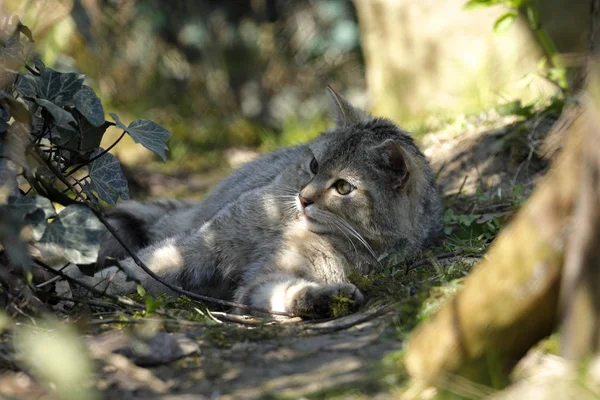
[525,5,540,28]
[86,149,129,204]
[0,92,31,125]
[548,67,568,89]
[0,206,32,271]
[0,106,8,133]
[70,0,94,47]
[35,98,77,132]
[464,0,504,10]
[110,113,170,162]
[15,73,39,98]
[37,204,104,264]
[79,122,110,153]
[0,150,19,204]
[110,112,126,129]
[37,66,84,106]
[54,110,110,158]
[507,0,525,8]
[16,21,35,43]
[4,122,30,170]
[493,12,517,34]
[73,85,105,127]
[496,100,523,116]
[0,36,24,69]
[7,195,55,240]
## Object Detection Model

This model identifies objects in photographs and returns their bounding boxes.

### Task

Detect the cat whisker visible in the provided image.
[325,213,378,262]
[272,186,299,195]
[327,219,358,257]
[312,211,363,260]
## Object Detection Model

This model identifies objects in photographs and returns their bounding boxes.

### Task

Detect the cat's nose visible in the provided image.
[298,194,313,209]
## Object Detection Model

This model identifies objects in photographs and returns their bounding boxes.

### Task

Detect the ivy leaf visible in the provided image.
[7,195,55,240]
[79,120,110,153]
[109,113,170,162]
[15,73,39,98]
[0,150,19,204]
[70,0,95,47]
[110,112,126,129]
[86,149,129,204]
[0,207,32,271]
[0,106,9,133]
[4,122,31,170]
[16,20,35,43]
[37,204,104,264]
[493,12,517,34]
[0,91,31,125]
[37,66,84,106]
[35,98,77,132]
[73,85,105,127]
[0,36,24,69]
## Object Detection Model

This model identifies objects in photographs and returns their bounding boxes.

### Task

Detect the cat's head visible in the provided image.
[296,87,439,260]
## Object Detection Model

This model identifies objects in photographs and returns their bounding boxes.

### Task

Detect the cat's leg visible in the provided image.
[234,273,364,318]
[97,199,192,265]
[72,233,197,296]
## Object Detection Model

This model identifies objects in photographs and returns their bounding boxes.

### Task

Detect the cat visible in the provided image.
[85,88,441,318]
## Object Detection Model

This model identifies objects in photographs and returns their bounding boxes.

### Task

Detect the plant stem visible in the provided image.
[66,130,126,177]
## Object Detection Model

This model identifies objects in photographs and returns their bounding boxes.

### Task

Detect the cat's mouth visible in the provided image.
[299,208,329,234]
[303,216,329,234]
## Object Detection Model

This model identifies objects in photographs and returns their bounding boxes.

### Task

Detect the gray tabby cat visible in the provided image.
[91,88,441,318]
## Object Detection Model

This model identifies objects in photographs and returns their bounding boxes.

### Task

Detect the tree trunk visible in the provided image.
[404,105,590,385]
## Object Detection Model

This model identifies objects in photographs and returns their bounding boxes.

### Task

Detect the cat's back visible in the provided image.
[149,145,307,238]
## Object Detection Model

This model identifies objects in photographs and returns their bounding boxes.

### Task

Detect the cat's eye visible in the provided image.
[334,179,354,195]
[309,157,318,174]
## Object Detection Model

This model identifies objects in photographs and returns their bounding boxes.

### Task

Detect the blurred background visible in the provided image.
[1,0,591,197]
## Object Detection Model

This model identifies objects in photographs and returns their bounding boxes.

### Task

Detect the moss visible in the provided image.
[203,323,281,348]
[330,293,357,318]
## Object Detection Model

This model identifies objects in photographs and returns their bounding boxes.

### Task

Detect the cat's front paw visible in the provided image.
[292,283,364,319]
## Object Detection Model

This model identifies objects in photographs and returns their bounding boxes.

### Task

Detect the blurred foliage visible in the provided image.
[465,0,567,90]
[464,0,571,130]
[0,14,171,299]
[6,0,364,167]
[16,320,97,400]
[0,15,173,399]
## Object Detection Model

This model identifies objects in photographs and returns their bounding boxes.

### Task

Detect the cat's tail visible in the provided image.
[98,198,192,265]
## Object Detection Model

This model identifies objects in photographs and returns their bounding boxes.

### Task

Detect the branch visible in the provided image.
[304,302,397,333]
[34,259,144,310]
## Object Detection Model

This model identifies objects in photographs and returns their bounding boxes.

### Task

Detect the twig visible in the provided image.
[65,130,123,177]
[50,295,124,311]
[60,174,89,194]
[209,312,268,326]
[405,250,465,274]
[88,317,206,327]
[454,174,469,201]
[33,147,293,317]
[304,302,397,333]
[34,259,151,312]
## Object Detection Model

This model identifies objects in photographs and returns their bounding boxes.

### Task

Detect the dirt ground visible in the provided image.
[0,110,561,399]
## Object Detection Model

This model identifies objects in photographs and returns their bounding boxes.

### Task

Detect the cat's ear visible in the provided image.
[373,139,411,189]
[326,85,368,128]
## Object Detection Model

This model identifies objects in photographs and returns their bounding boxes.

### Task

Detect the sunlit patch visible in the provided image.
[263,195,281,222]
[147,242,185,274]
[275,247,306,269]
[265,280,315,313]
[200,222,216,248]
